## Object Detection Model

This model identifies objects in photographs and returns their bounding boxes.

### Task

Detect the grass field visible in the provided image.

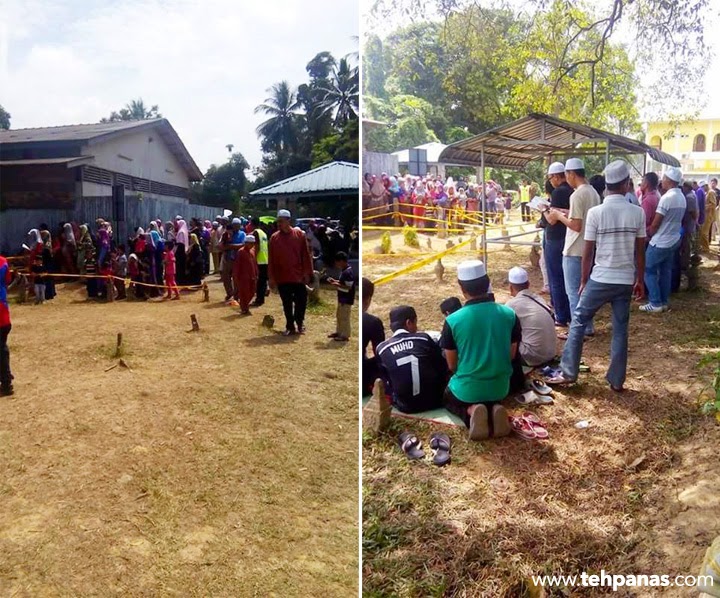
[0,277,359,597]
[362,225,720,597]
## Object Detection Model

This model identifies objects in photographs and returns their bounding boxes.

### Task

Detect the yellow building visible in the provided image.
[646,116,720,178]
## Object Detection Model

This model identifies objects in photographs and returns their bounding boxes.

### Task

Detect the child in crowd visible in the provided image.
[30,254,46,304]
[163,241,180,300]
[440,296,462,317]
[97,257,113,300]
[112,245,127,300]
[328,251,355,342]
[128,253,145,300]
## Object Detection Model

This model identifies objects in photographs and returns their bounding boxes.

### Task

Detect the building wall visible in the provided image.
[647,118,720,177]
[81,128,190,188]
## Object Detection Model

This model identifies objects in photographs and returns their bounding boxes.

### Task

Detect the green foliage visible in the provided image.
[403,225,420,248]
[311,118,359,167]
[100,98,161,123]
[190,152,249,208]
[380,232,392,254]
[698,352,720,420]
[363,94,439,152]
[0,104,10,130]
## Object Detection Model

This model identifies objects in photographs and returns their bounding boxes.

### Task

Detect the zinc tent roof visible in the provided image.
[249,161,358,199]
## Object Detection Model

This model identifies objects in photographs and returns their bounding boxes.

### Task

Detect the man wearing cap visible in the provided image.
[541,162,572,329]
[247,217,269,307]
[546,158,600,338]
[219,218,246,305]
[548,160,646,391]
[269,210,314,336]
[376,306,447,413]
[439,260,520,440]
[640,167,686,313]
[505,266,556,372]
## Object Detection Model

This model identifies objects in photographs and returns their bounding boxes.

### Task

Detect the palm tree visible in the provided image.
[317,57,359,127]
[254,81,302,156]
[100,98,161,123]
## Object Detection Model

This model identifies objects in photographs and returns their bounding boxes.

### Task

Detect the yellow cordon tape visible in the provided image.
[13,270,204,291]
[372,238,475,287]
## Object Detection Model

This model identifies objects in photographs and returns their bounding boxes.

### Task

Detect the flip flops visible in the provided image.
[398,433,425,460]
[546,373,574,385]
[515,390,554,406]
[529,379,553,396]
[509,413,550,440]
[429,432,451,467]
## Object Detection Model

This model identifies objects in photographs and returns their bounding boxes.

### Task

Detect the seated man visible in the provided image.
[440,260,521,440]
[376,305,447,413]
[505,266,556,372]
[362,278,385,396]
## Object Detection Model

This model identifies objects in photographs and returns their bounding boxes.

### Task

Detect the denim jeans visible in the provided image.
[645,241,680,307]
[563,255,595,335]
[544,236,570,325]
[560,279,633,389]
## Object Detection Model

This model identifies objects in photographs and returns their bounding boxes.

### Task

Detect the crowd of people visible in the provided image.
[363,158,715,443]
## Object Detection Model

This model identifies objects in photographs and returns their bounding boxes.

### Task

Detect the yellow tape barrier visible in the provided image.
[14,270,204,291]
[373,238,475,287]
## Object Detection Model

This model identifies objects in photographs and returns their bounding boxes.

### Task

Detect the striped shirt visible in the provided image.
[584,195,646,285]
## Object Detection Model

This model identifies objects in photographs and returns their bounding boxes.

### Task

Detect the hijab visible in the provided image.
[190,233,200,247]
[176,219,189,246]
[25,228,42,250]
[40,230,52,249]
[63,222,76,246]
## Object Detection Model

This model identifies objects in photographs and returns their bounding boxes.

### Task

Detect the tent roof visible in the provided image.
[438,113,680,170]
[392,142,448,164]
[249,161,358,199]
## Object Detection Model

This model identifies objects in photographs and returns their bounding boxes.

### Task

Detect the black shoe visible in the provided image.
[1,385,14,397]
[250,301,264,307]
[298,325,306,335]
[282,329,296,337]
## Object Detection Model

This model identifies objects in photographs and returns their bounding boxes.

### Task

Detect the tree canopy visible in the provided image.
[100,98,162,123]
[0,104,10,130]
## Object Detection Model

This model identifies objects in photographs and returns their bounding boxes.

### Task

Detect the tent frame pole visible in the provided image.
[481,145,487,263]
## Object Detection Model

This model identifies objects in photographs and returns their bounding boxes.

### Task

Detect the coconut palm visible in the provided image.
[254,81,302,155]
[317,57,359,127]
[100,98,161,123]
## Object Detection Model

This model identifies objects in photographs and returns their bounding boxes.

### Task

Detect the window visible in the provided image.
[650,135,662,150]
[693,134,706,152]
[713,134,720,152]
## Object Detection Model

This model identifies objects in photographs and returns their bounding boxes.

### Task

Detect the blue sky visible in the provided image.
[0,0,358,174]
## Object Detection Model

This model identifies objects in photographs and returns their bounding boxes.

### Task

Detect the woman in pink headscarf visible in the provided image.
[174,219,189,286]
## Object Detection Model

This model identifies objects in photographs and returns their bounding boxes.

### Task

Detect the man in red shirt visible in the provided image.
[268,210,314,336]
[0,255,14,396]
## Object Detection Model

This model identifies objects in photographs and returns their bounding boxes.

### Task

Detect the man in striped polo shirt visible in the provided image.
[548,160,646,392]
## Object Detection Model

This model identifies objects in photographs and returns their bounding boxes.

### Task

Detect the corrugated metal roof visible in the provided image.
[0,157,94,167]
[249,161,359,198]
[0,118,203,181]
[439,113,681,169]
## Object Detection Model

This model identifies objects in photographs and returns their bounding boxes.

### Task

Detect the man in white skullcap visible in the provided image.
[547,160,646,392]
[640,166,686,313]
[541,162,572,330]
[546,158,600,338]
[439,260,520,440]
[269,210,314,336]
[505,266,556,371]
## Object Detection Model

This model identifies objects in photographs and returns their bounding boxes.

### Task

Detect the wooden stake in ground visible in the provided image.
[362,378,391,433]
[115,333,123,358]
[190,314,200,332]
[107,277,115,302]
[434,259,445,283]
[202,283,209,302]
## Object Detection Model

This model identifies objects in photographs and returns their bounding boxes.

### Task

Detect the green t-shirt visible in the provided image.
[255,228,268,265]
[440,298,520,403]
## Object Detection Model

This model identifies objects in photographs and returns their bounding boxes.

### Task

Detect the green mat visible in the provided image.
[362,396,465,427]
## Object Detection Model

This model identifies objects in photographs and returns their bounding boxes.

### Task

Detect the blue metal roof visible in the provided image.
[249,161,358,198]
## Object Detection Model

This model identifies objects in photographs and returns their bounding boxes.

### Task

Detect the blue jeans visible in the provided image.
[645,241,680,307]
[560,279,633,389]
[563,255,595,335]
[544,236,570,325]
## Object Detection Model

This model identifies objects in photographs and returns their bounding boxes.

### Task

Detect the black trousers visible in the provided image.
[0,324,12,389]
[520,202,531,222]
[443,386,500,432]
[255,264,269,305]
[278,283,307,332]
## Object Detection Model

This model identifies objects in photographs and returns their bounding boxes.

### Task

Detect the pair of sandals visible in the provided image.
[509,412,549,440]
[515,379,554,406]
[398,432,451,467]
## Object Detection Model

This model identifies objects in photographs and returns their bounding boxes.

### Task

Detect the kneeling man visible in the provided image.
[440,260,521,440]
[377,306,448,413]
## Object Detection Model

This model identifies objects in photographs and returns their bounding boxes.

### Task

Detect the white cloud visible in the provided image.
[0,0,358,173]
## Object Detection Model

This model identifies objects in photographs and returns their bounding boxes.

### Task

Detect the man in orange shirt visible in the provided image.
[269,210,314,336]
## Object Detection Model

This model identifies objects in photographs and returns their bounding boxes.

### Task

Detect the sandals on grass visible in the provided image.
[398,433,425,460]
[429,432,451,467]
[509,413,550,440]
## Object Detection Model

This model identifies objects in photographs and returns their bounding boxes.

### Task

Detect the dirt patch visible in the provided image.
[0,279,358,596]
[363,226,720,597]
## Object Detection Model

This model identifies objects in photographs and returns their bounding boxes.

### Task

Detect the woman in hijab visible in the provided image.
[39,230,57,300]
[60,222,77,274]
[187,233,204,286]
[175,219,189,285]
[97,223,111,267]
[202,220,213,275]
[210,221,222,273]
[165,221,176,243]
[149,222,165,290]
[76,225,94,274]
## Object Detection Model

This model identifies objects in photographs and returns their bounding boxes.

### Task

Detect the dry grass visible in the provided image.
[362,225,720,597]
[0,278,358,597]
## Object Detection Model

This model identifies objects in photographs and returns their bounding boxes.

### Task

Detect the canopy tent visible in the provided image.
[248,161,358,200]
[437,113,680,257]
[438,112,680,170]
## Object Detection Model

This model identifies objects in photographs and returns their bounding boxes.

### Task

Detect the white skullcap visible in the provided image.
[245,235,255,242]
[277,209,291,219]
[232,217,242,225]
[565,158,584,171]
[175,214,183,220]
[664,166,682,183]
[604,160,630,184]
[698,179,708,187]
[457,259,487,281]
[508,266,529,285]
[548,162,565,175]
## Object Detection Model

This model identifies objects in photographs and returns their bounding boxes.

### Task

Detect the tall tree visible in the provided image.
[100,98,161,123]
[254,81,302,156]
[318,57,359,127]
[0,104,10,130]
[191,152,249,208]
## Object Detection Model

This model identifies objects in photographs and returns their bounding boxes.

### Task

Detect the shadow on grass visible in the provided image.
[243,332,299,346]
